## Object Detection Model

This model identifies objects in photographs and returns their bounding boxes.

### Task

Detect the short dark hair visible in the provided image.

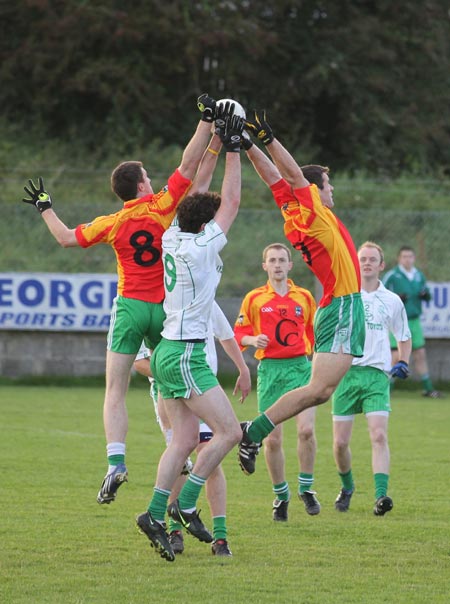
[398,245,415,255]
[177,192,221,233]
[301,164,330,189]
[111,161,143,201]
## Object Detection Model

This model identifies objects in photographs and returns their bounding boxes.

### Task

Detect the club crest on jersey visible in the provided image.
[295,306,303,316]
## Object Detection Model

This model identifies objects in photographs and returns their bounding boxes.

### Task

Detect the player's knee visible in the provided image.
[370,428,387,448]
[264,434,282,452]
[333,435,350,453]
[298,425,315,443]
[309,389,332,406]
[231,422,243,446]
[217,421,242,448]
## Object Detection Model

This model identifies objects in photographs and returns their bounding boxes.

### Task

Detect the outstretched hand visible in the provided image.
[197,93,217,123]
[217,113,245,153]
[245,109,274,145]
[22,177,53,213]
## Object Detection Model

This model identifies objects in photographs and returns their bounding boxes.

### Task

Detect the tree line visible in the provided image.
[2,0,449,175]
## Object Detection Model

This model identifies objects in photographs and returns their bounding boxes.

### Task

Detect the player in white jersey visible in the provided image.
[332,241,411,516]
[136,107,246,562]
[134,301,250,556]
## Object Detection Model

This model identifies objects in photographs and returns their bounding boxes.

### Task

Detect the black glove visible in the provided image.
[197,93,216,123]
[241,130,254,151]
[22,177,53,213]
[218,114,245,153]
[398,293,408,304]
[214,100,235,135]
[245,109,274,145]
[419,288,431,302]
[390,360,409,379]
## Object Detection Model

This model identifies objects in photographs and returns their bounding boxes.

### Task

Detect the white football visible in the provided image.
[216,98,246,119]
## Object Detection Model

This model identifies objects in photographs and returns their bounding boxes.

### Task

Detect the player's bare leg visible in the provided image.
[97,350,135,504]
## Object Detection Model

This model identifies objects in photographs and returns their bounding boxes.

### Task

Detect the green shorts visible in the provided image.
[107,295,166,354]
[332,366,391,416]
[150,338,219,399]
[390,316,424,351]
[314,293,365,357]
[257,356,311,412]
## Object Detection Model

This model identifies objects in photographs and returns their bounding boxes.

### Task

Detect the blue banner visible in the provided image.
[0,272,117,331]
[420,282,450,338]
[0,273,449,337]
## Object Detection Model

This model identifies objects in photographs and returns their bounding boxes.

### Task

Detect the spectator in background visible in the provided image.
[383,246,442,398]
[234,243,320,521]
[332,242,411,516]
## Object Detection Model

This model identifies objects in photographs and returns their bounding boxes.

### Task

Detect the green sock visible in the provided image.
[374,473,389,499]
[148,487,171,523]
[248,413,275,442]
[273,481,290,501]
[339,469,355,492]
[212,516,227,541]
[178,473,206,510]
[108,454,124,466]
[298,473,314,494]
[421,375,434,392]
[168,518,183,532]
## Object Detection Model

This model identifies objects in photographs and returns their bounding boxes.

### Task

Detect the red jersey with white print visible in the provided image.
[271,179,360,307]
[75,169,191,303]
[234,279,316,360]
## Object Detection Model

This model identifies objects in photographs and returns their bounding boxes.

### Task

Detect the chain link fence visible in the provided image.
[2,202,449,297]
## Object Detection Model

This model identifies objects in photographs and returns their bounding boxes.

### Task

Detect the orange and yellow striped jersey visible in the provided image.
[271,179,360,307]
[233,279,316,360]
[75,169,191,303]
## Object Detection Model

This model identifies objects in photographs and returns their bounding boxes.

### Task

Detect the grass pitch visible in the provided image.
[1,382,449,603]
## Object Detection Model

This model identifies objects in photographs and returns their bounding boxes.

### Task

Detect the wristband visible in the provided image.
[207,148,219,156]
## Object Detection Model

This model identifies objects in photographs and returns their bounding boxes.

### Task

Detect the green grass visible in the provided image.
[1,383,449,603]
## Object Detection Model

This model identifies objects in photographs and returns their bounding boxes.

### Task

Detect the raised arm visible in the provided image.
[22,177,79,247]
[267,139,309,189]
[190,132,222,195]
[244,137,282,188]
[177,93,218,181]
[41,210,79,247]
[213,111,244,235]
[245,109,309,189]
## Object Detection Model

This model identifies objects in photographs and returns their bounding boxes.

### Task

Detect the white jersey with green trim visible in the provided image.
[354,281,411,372]
[161,219,227,341]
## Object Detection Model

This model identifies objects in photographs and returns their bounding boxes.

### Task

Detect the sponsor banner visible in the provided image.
[420,282,450,338]
[0,273,449,337]
[0,272,117,331]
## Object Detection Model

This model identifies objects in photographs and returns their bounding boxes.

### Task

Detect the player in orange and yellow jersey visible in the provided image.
[21,94,218,503]
[236,111,365,475]
[234,243,321,519]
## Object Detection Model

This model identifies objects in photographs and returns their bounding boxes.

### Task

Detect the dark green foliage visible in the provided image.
[1,1,449,172]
